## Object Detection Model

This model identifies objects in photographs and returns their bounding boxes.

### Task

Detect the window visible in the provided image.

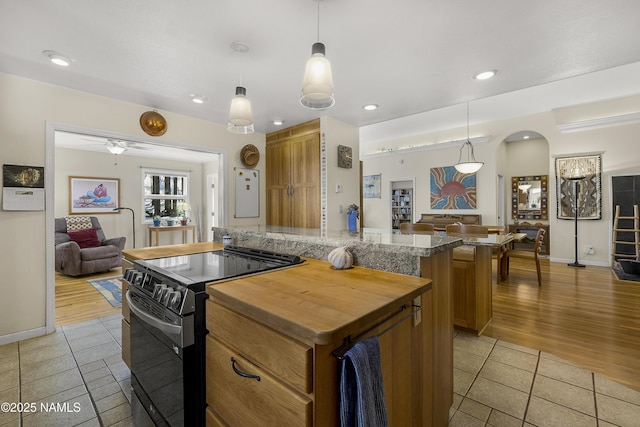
[142,169,189,220]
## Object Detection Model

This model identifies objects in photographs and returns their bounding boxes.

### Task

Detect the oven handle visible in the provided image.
[126,290,182,337]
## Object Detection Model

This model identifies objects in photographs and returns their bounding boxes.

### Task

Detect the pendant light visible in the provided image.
[454,102,484,174]
[227,86,254,134]
[301,0,334,109]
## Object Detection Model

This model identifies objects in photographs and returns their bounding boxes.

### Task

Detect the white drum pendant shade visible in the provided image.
[228,86,254,134]
[301,42,335,109]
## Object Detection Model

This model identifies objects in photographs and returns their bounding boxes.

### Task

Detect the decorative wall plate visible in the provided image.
[240,144,260,167]
[139,110,167,136]
[338,145,352,168]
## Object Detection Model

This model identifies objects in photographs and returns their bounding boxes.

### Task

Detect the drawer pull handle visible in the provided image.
[230,357,261,381]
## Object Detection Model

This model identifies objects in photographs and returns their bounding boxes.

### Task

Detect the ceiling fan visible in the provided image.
[81,137,150,155]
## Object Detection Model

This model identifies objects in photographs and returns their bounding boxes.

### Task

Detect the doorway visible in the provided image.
[45,123,226,331]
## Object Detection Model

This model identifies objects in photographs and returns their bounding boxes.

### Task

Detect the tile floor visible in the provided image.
[2,315,640,426]
[0,314,132,427]
[450,330,640,426]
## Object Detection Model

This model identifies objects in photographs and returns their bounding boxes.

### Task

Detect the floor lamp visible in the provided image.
[113,207,135,248]
[567,177,585,268]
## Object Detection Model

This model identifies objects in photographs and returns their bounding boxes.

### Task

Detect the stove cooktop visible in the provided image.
[136,245,304,289]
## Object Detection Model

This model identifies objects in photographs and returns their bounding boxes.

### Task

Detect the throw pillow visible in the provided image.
[67,228,101,249]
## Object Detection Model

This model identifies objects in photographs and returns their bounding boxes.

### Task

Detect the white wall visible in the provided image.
[361,96,640,267]
[54,147,208,247]
[322,117,360,231]
[0,72,266,341]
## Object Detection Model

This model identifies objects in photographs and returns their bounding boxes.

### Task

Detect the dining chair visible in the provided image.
[445,224,489,236]
[505,228,546,286]
[399,222,434,234]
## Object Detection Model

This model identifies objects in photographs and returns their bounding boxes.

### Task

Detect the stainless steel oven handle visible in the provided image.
[126,290,181,337]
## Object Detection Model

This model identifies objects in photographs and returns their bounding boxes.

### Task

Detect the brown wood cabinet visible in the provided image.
[266,119,320,228]
[205,259,436,427]
[451,246,492,335]
[508,224,550,255]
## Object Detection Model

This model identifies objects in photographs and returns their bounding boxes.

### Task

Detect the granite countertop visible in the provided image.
[212,225,462,276]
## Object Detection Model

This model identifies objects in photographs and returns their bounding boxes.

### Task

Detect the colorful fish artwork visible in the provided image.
[430,166,477,209]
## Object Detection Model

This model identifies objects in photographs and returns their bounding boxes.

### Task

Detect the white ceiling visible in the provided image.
[2,0,640,148]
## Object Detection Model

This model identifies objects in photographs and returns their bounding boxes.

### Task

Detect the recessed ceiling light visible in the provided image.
[273,119,284,126]
[230,41,250,53]
[190,94,207,104]
[474,70,497,80]
[42,50,71,67]
[523,135,530,139]
[363,104,379,111]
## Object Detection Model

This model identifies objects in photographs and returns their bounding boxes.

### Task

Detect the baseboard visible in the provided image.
[0,326,49,346]
[549,257,610,267]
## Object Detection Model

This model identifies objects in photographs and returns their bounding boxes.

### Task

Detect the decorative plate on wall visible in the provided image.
[338,145,352,169]
[139,110,167,136]
[240,144,260,168]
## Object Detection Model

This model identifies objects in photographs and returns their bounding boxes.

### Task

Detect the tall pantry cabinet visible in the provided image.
[266,119,320,228]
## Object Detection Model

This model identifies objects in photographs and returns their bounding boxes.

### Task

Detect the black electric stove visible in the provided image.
[124,245,304,427]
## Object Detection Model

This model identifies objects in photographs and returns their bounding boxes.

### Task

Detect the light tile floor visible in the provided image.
[2,315,640,426]
[450,330,640,427]
[0,314,132,427]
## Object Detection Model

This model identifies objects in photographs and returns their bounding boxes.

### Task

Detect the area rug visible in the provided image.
[87,276,122,308]
[612,261,640,283]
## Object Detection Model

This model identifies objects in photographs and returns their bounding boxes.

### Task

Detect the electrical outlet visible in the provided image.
[585,246,595,255]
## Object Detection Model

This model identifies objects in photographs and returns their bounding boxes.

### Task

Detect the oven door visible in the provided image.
[127,289,195,427]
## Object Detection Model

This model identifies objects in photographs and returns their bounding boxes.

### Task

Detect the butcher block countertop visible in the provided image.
[206,257,432,346]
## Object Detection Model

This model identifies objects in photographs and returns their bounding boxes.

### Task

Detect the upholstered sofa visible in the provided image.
[55,217,126,276]
[417,213,482,229]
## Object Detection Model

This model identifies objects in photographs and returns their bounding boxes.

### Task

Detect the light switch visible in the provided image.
[335,184,342,193]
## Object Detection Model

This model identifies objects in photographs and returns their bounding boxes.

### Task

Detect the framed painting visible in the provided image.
[555,154,602,220]
[69,176,120,214]
[430,166,476,209]
[363,174,381,198]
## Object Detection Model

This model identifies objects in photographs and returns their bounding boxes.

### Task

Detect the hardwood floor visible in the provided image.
[55,268,123,326]
[486,257,640,393]
[53,256,640,393]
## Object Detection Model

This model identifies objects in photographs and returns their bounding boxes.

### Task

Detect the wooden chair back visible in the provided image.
[445,224,489,236]
[399,222,434,234]
[506,227,546,286]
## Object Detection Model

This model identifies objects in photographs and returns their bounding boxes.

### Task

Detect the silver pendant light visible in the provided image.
[454,102,484,174]
[301,0,334,109]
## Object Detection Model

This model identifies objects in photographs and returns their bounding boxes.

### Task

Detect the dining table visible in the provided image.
[441,230,527,282]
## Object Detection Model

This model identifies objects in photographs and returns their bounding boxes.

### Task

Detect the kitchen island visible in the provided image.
[206,257,433,426]
[212,226,462,426]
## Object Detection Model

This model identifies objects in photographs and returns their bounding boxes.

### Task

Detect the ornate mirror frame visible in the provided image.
[511,175,548,220]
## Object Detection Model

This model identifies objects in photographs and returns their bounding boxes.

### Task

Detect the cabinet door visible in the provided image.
[452,259,477,330]
[266,140,291,226]
[290,133,320,228]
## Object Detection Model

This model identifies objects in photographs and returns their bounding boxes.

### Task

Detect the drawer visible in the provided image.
[206,336,312,427]
[206,300,312,394]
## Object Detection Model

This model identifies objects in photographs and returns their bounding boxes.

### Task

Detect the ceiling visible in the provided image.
[2,0,640,140]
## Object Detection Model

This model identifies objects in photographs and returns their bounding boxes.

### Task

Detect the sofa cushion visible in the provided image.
[68,228,101,249]
[80,245,120,261]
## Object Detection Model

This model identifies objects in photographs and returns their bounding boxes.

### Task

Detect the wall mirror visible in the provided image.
[511,175,548,220]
